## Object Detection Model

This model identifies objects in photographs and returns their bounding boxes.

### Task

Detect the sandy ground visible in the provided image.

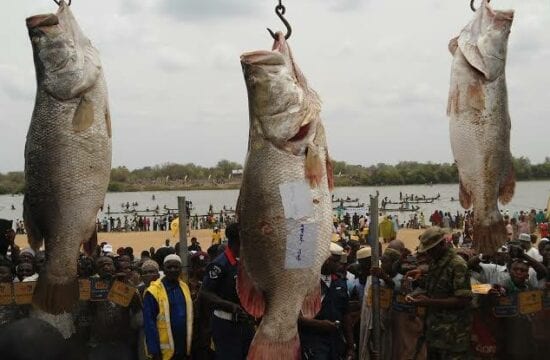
[14,228,424,255]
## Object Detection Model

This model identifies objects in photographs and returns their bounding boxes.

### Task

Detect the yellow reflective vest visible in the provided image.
[144,278,193,359]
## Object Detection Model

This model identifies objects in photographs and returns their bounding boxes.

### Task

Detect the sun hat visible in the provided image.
[418,227,448,253]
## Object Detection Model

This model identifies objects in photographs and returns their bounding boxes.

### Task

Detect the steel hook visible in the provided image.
[53,0,72,6]
[267,3,292,40]
[470,0,489,12]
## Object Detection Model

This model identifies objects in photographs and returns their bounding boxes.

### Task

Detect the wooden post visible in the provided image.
[369,193,381,356]
[178,196,189,282]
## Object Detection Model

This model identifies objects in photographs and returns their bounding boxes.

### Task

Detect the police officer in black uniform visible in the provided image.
[199,223,255,359]
[299,243,355,360]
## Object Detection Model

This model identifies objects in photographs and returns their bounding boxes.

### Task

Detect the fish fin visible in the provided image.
[237,260,265,318]
[305,145,323,188]
[473,218,507,256]
[247,331,301,360]
[325,150,334,192]
[459,179,472,209]
[104,105,112,138]
[448,36,459,55]
[82,229,98,256]
[301,285,321,319]
[23,199,44,251]
[72,96,95,132]
[32,275,79,315]
[498,167,516,205]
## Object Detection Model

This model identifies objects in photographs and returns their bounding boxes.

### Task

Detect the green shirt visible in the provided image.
[424,248,473,352]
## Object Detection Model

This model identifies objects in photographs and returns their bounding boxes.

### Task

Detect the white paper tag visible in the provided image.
[285,221,318,269]
[279,181,313,220]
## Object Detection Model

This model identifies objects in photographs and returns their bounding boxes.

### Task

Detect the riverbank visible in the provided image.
[14,228,424,255]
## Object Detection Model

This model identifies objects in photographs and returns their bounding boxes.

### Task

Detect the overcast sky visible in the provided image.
[0,0,548,172]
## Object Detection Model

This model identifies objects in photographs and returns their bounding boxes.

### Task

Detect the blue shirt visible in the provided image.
[202,248,239,304]
[143,277,187,356]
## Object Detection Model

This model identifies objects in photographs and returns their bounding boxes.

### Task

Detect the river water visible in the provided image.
[1,181,549,223]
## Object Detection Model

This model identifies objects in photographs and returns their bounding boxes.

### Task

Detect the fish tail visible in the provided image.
[473,217,507,256]
[247,329,300,360]
[32,274,79,315]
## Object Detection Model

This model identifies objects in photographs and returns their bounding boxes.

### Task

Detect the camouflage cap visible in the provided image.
[417,227,447,253]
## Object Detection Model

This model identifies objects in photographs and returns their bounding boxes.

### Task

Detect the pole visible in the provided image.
[369,192,381,357]
[178,196,189,282]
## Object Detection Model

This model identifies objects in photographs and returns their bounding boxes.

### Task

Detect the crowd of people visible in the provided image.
[1,211,550,359]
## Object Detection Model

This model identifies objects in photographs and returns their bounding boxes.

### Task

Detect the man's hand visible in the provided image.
[405,268,424,281]
[405,294,430,306]
[344,347,356,360]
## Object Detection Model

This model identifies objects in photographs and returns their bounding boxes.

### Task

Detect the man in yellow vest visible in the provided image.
[143,255,193,360]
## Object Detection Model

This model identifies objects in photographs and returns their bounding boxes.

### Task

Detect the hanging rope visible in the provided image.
[267,0,292,40]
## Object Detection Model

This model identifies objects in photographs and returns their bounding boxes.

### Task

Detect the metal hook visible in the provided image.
[470,0,489,12]
[53,0,72,6]
[267,2,292,40]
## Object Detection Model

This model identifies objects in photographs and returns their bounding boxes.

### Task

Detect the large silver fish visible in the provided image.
[237,32,334,359]
[448,0,515,255]
[24,0,111,314]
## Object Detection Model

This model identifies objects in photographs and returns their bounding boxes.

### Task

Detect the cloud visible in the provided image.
[0,65,34,102]
[325,0,366,12]
[158,0,262,21]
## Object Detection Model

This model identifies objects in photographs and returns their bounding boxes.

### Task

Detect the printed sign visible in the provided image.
[492,295,519,318]
[107,280,136,307]
[472,284,492,295]
[14,282,36,305]
[279,181,313,220]
[367,286,393,309]
[90,278,110,301]
[518,291,543,315]
[79,279,91,301]
[0,283,13,305]
[285,221,318,269]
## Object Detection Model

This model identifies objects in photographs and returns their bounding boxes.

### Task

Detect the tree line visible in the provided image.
[1,157,550,194]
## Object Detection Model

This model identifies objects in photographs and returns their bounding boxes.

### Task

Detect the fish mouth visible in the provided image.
[240,50,285,66]
[494,9,514,21]
[26,14,59,30]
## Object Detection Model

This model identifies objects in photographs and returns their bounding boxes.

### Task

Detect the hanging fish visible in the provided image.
[24,0,112,314]
[448,0,515,254]
[237,32,334,359]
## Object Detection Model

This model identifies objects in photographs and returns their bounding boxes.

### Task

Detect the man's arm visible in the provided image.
[522,252,547,280]
[142,293,162,359]
[200,262,242,314]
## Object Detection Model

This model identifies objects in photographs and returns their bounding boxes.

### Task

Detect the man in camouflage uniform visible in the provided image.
[407,227,473,360]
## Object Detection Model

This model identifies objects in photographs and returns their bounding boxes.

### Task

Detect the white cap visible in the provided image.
[518,233,531,242]
[164,254,182,264]
[356,246,372,260]
[103,244,113,253]
[330,242,344,256]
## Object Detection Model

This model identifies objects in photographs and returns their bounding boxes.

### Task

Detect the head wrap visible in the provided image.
[382,248,401,263]
[163,254,182,264]
[141,259,160,272]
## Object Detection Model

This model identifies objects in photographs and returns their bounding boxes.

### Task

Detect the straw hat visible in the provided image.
[356,246,372,260]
